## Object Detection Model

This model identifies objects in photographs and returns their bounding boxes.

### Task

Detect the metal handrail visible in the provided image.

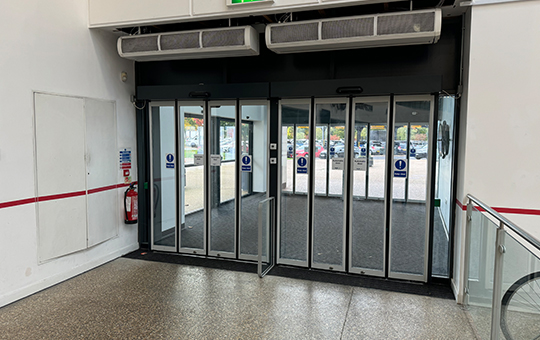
[467,194,540,251]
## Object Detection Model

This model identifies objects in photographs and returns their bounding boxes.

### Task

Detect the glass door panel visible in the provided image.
[295,125,309,194]
[240,102,268,260]
[279,100,310,265]
[368,123,388,199]
[349,99,389,276]
[312,100,347,271]
[209,103,236,257]
[432,95,456,278]
[389,97,433,281]
[314,125,327,195]
[150,104,177,251]
[179,104,205,253]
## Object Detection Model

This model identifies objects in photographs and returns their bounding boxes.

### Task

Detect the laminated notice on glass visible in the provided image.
[354,158,367,171]
[241,154,252,172]
[210,154,221,167]
[297,156,308,174]
[332,158,344,170]
[194,154,204,165]
[393,159,407,178]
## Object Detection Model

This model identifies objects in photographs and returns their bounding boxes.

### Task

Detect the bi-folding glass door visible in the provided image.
[312,98,349,271]
[278,95,434,282]
[348,97,390,277]
[150,100,269,260]
[388,95,434,281]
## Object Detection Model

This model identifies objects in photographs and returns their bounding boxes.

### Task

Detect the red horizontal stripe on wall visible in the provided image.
[493,207,540,216]
[38,190,87,202]
[0,197,36,209]
[0,181,138,210]
[88,184,118,195]
[456,199,540,216]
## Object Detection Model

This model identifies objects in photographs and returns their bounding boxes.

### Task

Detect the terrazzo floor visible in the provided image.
[0,258,477,340]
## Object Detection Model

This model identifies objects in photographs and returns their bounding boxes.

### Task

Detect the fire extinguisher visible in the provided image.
[124,183,138,224]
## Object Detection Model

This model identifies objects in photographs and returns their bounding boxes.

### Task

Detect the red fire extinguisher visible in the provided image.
[124,183,138,224]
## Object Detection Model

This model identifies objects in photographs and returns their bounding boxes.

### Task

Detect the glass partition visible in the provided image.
[500,232,540,340]
[465,196,540,340]
[432,96,456,277]
[466,205,498,340]
[151,105,177,251]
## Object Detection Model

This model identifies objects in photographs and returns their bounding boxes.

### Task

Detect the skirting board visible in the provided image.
[0,243,139,308]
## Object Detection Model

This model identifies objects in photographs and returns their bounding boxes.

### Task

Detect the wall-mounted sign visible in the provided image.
[119,148,132,170]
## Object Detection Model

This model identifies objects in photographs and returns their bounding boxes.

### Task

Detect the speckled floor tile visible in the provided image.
[0,258,478,340]
[341,287,478,340]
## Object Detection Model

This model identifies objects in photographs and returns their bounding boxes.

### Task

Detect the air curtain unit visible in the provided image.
[266,9,442,54]
[117,26,259,61]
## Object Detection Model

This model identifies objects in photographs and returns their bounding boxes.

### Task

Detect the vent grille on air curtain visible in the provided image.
[266,9,441,54]
[118,26,259,62]
[270,23,319,44]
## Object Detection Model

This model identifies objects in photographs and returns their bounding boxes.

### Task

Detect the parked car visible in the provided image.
[296,145,324,158]
[414,145,428,159]
[286,144,294,158]
[370,141,385,155]
[394,142,408,155]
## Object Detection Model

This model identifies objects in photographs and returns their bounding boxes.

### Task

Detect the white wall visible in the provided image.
[88,0,401,29]
[0,0,137,307]
[454,0,540,301]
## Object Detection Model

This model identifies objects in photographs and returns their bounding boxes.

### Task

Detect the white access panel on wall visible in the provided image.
[34,93,87,261]
[85,98,118,247]
[193,0,317,16]
[89,0,190,26]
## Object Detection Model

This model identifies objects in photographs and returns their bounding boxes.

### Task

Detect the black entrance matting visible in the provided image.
[123,250,454,299]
